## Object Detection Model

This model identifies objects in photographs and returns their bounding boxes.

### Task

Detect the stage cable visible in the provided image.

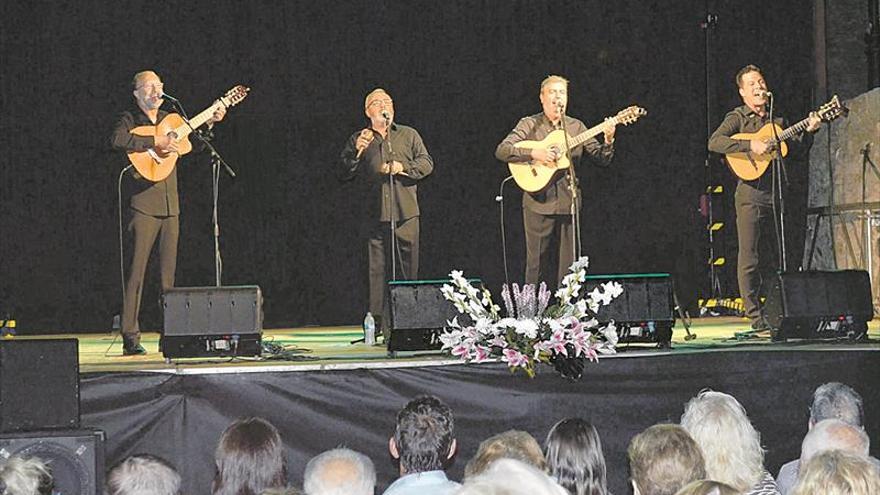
[106,164,133,356]
[496,175,514,284]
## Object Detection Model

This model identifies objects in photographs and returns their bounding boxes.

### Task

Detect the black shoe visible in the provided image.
[123,344,147,356]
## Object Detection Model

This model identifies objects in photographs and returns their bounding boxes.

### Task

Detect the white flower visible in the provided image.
[602,322,619,347]
[512,318,539,339]
[439,329,464,350]
[568,256,590,273]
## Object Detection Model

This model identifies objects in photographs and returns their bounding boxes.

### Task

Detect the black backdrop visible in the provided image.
[0,1,818,331]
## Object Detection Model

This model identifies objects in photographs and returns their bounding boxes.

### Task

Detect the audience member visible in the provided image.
[790,450,880,495]
[383,395,459,495]
[800,419,870,462]
[776,382,874,495]
[0,456,53,495]
[627,424,705,495]
[455,459,567,495]
[673,480,739,495]
[106,454,181,495]
[465,430,546,479]
[303,447,375,495]
[213,417,288,495]
[543,418,608,495]
[680,390,778,494]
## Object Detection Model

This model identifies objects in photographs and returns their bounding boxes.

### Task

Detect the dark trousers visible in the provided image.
[368,216,419,316]
[523,208,574,286]
[122,209,179,345]
[735,183,777,326]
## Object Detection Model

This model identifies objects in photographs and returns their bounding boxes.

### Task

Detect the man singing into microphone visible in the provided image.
[708,64,820,334]
[110,70,225,355]
[495,75,616,285]
[339,88,434,331]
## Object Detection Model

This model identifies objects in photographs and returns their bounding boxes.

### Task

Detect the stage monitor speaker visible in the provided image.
[386,279,481,353]
[583,273,676,347]
[0,339,79,432]
[161,286,263,359]
[0,429,104,495]
[765,270,873,341]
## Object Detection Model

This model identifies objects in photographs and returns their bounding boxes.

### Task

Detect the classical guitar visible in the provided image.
[725,95,846,181]
[127,85,250,182]
[508,105,647,193]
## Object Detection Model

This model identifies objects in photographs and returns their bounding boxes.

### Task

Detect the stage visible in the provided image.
[6,317,879,495]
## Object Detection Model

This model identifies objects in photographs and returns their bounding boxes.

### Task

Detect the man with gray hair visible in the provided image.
[776,382,876,495]
[0,456,53,495]
[303,448,375,495]
[105,454,181,495]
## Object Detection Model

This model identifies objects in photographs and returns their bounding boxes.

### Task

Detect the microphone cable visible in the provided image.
[496,175,514,284]
[106,164,133,356]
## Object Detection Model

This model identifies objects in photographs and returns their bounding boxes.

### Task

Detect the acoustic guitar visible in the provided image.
[508,106,646,193]
[725,95,846,181]
[127,85,249,182]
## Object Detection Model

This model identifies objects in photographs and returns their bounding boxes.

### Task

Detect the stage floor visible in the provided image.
[10,316,879,373]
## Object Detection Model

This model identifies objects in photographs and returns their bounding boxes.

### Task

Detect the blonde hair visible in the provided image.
[465,430,546,479]
[680,391,765,492]
[791,450,880,495]
[105,454,181,495]
[627,424,705,495]
[540,75,569,91]
[673,479,739,495]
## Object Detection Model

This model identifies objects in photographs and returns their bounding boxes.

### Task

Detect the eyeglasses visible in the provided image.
[368,98,393,108]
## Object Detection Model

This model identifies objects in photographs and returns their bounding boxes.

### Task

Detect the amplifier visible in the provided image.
[160,286,263,359]
[765,270,873,341]
[387,279,481,353]
[583,273,676,347]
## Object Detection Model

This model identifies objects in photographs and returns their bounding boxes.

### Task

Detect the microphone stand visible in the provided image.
[767,94,788,272]
[165,97,237,287]
[558,105,581,265]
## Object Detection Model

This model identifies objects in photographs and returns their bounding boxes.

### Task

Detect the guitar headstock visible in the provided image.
[816,95,848,122]
[614,105,647,126]
[219,85,250,108]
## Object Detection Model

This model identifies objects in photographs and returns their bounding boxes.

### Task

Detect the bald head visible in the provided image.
[801,419,870,463]
[303,448,375,495]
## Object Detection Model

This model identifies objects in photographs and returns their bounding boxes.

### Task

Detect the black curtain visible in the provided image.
[80,351,880,495]
[0,1,816,331]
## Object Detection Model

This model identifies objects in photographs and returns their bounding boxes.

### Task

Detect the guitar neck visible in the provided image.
[567,118,616,149]
[778,116,812,142]
[173,101,223,138]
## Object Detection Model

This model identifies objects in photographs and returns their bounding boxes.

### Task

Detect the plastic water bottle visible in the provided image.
[363,312,376,345]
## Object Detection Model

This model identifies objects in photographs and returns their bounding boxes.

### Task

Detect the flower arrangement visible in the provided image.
[439,257,624,378]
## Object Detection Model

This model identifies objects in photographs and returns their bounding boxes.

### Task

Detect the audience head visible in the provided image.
[809,382,864,428]
[672,480,739,495]
[0,456,53,495]
[213,417,288,495]
[457,458,568,495]
[303,448,375,495]
[391,395,456,475]
[543,418,608,495]
[680,390,765,492]
[105,454,181,495]
[800,418,870,463]
[627,424,705,495]
[465,430,546,479]
[791,449,880,495]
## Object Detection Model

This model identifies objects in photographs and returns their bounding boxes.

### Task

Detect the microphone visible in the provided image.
[759,90,773,99]
[160,92,180,102]
[381,110,391,125]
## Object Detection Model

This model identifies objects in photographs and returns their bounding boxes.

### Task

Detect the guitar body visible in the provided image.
[508,129,573,193]
[127,113,194,182]
[726,123,790,181]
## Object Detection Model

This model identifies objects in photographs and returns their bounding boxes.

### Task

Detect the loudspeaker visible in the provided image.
[0,429,104,495]
[583,273,676,346]
[387,279,480,352]
[765,270,873,340]
[161,286,263,359]
[0,339,79,432]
